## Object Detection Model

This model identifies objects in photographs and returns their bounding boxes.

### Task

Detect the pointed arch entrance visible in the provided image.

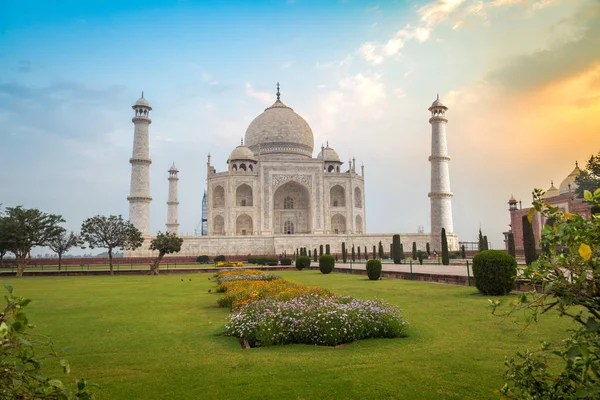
[273,181,312,234]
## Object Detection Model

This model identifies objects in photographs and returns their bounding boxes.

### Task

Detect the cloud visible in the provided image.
[339,73,386,107]
[487,1,600,92]
[359,37,405,65]
[244,82,273,104]
[315,55,353,69]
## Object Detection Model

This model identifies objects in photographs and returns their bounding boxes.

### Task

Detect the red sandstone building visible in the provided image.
[505,162,592,254]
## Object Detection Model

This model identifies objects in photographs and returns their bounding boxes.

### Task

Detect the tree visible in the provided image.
[1,284,97,398]
[522,214,537,265]
[399,243,404,262]
[364,246,367,260]
[319,245,323,257]
[378,241,384,259]
[483,236,489,250]
[493,188,600,398]
[575,152,600,198]
[47,230,83,270]
[412,242,417,260]
[461,244,466,259]
[426,242,431,256]
[357,246,361,261]
[507,231,516,258]
[351,245,355,262]
[325,244,330,255]
[342,242,347,263]
[80,215,143,275]
[0,206,64,278]
[149,231,184,275]
[393,235,402,264]
[441,228,449,265]
[478,229,485,252]
[372,245,376,260]
[313,248,317,262]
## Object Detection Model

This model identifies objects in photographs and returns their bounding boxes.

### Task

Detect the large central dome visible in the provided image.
[244,97,314,158]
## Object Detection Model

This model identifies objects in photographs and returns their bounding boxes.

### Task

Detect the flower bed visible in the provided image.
[214,270,409,347]
[216,261,244,268]
[225,295,408,347]
[216,278,333,310]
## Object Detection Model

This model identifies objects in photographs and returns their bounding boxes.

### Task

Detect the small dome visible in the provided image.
[230,144,256,161]
[508,195,517,203]
[135,96,149,107]
[559,163,582,194]
[543,182,559,199]
[168,163,178,172]
[317,145,341,163]
[429,94,447,110]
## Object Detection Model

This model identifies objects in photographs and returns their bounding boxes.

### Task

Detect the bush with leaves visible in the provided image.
[196,255,210,264]
[214,255,226,263]
[319,254,335,274]
[295,256,311,270]
[472,250,517,295]
[281,257,292,266]
[366,259,382,280]
[492,188,600,399]
[0,284,97,399]
[149,231,183,275]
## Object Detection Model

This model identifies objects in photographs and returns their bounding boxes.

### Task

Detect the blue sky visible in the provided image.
[1,0,599,255]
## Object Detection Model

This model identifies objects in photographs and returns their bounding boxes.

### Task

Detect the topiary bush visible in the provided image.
[196,255,210,264]
[472,250,517,295]
[366,259,382,280]
[281,257,292,266]
[319,254,335,274]
[214,255,226,263]
[295,256,311,270]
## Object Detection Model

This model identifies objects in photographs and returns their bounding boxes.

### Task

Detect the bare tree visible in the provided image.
[47,230,83,270]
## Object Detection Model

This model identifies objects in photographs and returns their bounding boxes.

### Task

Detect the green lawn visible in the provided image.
[1,271,574,399]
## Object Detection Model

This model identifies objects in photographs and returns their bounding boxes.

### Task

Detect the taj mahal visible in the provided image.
[125,84,458,257]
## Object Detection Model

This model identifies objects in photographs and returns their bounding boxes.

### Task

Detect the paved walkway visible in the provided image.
[333,261,473,276]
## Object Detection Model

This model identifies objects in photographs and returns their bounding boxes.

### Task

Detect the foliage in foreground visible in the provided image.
[225,294,408,347]
[1,284,97,399]
[472,250,517,296]
[492,188,600,399]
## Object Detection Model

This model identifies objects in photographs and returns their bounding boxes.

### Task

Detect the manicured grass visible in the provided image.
[1,271,574,399]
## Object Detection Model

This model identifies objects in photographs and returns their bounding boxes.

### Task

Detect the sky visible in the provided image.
[1,0,599,255]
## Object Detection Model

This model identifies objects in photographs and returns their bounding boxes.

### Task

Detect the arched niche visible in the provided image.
[354,187,362,208]
[330,185,346,207]
[236,184,253,207]
[236,214,253,235]
[213,185,225,208]
[331,214,346,234]
[213,215,224,235]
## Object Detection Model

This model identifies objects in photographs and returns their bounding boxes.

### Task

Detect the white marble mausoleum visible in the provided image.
[125,85,459,257]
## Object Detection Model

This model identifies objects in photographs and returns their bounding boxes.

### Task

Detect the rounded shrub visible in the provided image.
[214,255,226,263]
[196,255,210,264]
[281,257,292,266]
[319,254,335,274]
[366,259,382,280]
[295,256,311,270]
[472,250,517,295]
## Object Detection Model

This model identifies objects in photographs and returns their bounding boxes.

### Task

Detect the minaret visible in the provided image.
[166,163,179,234]
[127,93,152,235]
[428,94,454,248]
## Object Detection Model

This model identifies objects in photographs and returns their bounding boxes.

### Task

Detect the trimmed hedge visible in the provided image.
[319,254,335,274]
[214,255,226,263]
[472,250,517,296]
[295,256,311,270]
[281,257,292,266]
[366,259,382,280]
[196,255,210,264]
[248,257,279,266]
